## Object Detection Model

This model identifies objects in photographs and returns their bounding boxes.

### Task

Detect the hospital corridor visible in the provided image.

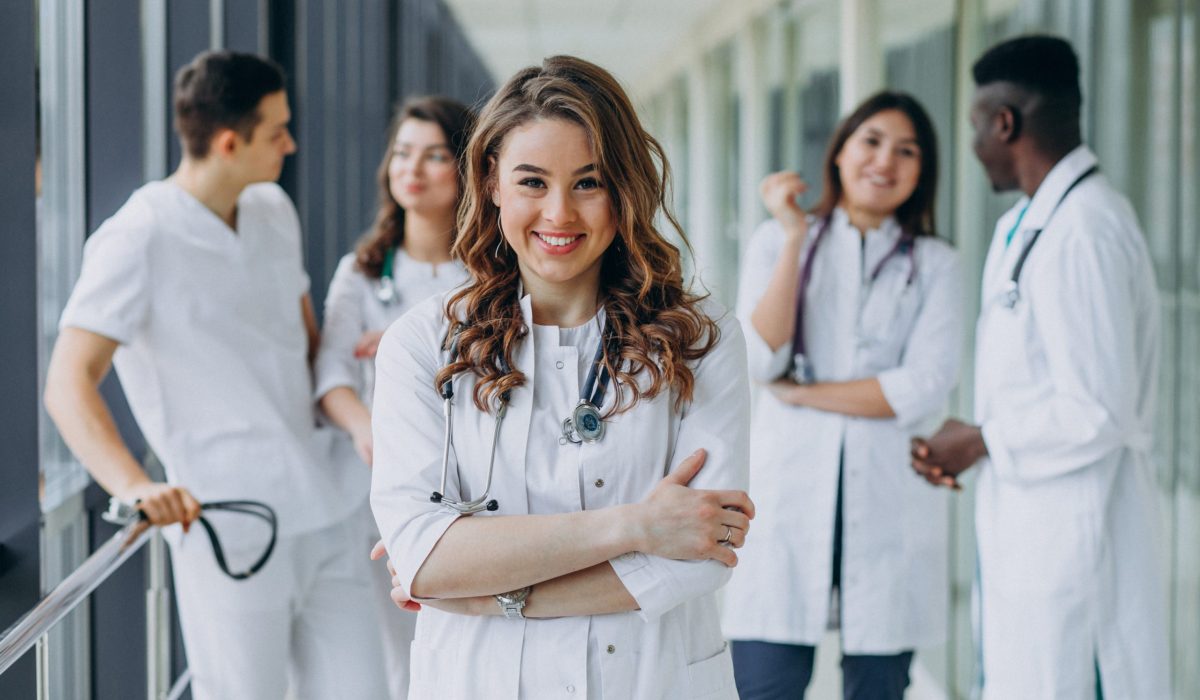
[2,0,1198,698]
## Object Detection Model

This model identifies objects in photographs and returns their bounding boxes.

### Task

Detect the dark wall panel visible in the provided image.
[277,0,492,318]
[0,1,40,696]
[225,0,265,53]
[86,0,145,230]
[167,2,212,171]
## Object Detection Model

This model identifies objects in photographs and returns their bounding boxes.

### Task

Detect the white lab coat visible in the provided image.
[314,250,468,700]
[315,249,469,407]
[972,146,1170,699]
[722,209,963,654]
[371,292,749,700]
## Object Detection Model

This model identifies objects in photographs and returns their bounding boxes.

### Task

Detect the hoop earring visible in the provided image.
[495,213,507,258]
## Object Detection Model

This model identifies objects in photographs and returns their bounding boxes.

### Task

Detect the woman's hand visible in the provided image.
[760,171,809,238]
[126,482,202,532]
[768,379,806,406]
[353,330,386,359]
[351,421,374,467]
[628,449,755,567]
[372,539,422,612]
[371,539,498,615]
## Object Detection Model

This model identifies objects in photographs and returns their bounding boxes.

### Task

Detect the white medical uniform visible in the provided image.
[973,146,1170,699]
[315,249,468,699]
[60,180,385,700]
[722,209,964,654]
[371,292,750,700]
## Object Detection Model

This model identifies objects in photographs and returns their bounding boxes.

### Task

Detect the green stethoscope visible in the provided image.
[376,247,400,306]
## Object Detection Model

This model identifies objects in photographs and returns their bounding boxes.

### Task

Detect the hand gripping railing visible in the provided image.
[0,517,153,676]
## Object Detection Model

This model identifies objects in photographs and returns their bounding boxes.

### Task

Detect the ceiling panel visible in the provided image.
[442,0,726,96]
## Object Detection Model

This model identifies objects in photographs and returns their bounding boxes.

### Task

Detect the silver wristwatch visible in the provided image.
[495,586,531,619]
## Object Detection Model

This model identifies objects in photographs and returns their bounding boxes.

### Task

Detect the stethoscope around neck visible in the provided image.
[430,321,615,515]
[999,164,1099,310]
[376,247,400,305]
[788,215,917,384]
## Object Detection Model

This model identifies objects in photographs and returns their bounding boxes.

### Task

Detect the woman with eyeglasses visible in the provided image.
[314,96,473,698]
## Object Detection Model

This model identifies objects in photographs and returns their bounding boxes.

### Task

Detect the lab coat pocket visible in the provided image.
[685,642,737,699]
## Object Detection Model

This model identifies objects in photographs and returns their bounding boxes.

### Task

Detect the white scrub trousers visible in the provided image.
[169,512,388,700]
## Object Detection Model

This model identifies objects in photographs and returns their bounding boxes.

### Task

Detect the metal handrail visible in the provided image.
[0,518,152,675]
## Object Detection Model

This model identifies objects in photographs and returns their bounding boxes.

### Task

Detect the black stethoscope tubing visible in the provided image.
[1002,165,1100,309]
[132,500,278,581]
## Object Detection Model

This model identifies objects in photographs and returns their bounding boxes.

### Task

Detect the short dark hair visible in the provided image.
[173,51,286,159]
[972,35,1081,110]
[812,91,940,238]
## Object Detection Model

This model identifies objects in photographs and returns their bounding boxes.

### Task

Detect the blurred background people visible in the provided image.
[44,51,385,700]
[724,91,964,700]
[314,96,473,699]
[911,36,1170,699]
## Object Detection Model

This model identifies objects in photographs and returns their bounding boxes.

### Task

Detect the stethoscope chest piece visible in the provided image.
[376,246,399,305]
[1001,281,1020,310]
[562,400,605,444]
[376,276,398,305]
[789,353,816,385]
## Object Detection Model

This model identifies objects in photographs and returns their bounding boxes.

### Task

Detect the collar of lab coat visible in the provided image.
[516,282,609,336]
[1012,144,1099,234]
[830,206,901,243]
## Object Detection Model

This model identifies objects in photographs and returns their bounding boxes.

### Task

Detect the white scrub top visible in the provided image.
[371,292,749,700]
[60,181,366,537]
[973,146,1170,699]
[314,248,468,407]
[722,209,964,654]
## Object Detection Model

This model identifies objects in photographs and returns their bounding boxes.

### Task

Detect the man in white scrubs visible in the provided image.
[44,51,385,699]
[910,36,1171,699]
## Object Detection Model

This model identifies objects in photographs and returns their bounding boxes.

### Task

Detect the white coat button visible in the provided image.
[566,684,575,693]
[594,478,605,488]
[607,644,616,654]
[556,360,565,369]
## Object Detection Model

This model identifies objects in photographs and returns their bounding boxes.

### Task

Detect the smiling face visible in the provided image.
[834,109,922,223]
[388,118,460,216]
[491,118,617,298]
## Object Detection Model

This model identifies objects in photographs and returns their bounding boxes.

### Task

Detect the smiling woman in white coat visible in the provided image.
[369,55,754,700]
[314,96,473,699]
[722,92,964,700]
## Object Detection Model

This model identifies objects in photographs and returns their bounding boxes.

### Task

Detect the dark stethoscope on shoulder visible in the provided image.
[430,320,616,515]
[788,216,917,384]
[104,498,277,581]
[1000,164,1099,309]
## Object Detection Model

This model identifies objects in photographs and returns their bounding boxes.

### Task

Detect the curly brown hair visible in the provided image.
[354,96,475,279]
[436,55,719,415]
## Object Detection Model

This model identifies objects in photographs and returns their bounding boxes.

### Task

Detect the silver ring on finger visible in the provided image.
[719,525,732,544]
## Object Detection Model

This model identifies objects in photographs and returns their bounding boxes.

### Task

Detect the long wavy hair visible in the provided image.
[811,91,939,237]
[354,96,474,278]
[436,55,719,415]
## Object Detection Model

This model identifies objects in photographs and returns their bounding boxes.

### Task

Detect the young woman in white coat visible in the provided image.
[370,55,754,700]
[314,96,472,698]
[722,92,964,700]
